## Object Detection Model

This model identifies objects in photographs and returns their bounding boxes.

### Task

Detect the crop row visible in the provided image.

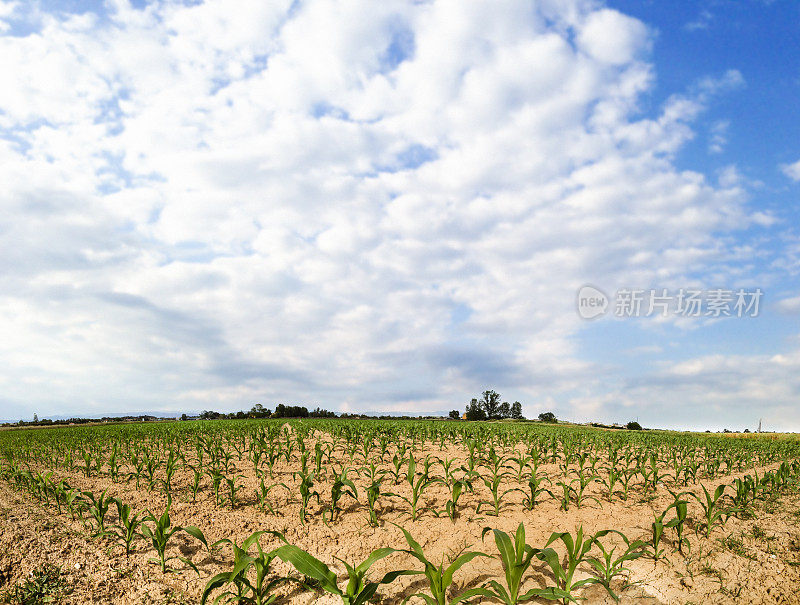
[3,456,800,604]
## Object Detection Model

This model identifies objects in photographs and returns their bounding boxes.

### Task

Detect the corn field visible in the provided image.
[1,419,800,604]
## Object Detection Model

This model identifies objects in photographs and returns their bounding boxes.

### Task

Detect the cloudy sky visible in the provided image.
[1,0,799,430]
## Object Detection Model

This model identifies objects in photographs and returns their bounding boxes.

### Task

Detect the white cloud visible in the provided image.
[0,0,785,425]
[577,8,650,66]
[781,159,800,181]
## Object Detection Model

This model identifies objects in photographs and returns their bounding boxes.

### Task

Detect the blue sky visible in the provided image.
[0,0,799,430]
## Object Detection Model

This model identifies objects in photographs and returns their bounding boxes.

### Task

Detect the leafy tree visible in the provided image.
[480,390,502,419]
[499,401,511,419]
[310,407,337,418]
[538,412,557,423]
[465,399,487,421]
[449,410,460,419]
[250,404,271,418]
[272,404,309,418]
[510,402,523,420]
[626,421,642,431]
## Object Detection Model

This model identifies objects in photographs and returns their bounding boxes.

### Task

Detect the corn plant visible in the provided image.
[206,468,225,507]
[476,473,512,517]
[665,490,690,554]
[108,443,121,482]
[325,467,358,523]
[396,471,442,522]
[689,483,736,537]
[584,531,645,602]
[648,498,689,561]
[480,523,541,604]
[255,476,289,516]
[511,474,550,510]
[188,465,203,503]
[536,526,611,604]
[295,469,319,525]
[396,524,490,605]
[201,531,290,605]
[140,498,196,574]
[442,477,472,522]
[111,500,143,557]
[225,474,245,509]
[365,476,393,527]
[63,486,84,521]
[275,543,412,605]
[389,453,408,484]
[82,489,114,537]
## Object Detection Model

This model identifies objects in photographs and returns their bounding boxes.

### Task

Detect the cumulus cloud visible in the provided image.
[781,159,800,181]
[0,0,783,426]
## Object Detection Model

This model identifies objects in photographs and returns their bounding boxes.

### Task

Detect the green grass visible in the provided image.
[1,564,70,604]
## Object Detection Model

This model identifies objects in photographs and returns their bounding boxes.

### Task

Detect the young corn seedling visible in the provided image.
[511,473,551,510]
[442,477,473,522]
[537,526,611,604]
[63,486,84,521]
[599,467,622,502]
[206,468,225,507]
[571,469,599,508]
[476,473,512,517]
[295,469,319,525]
[255,476,289,516]
[365,476,393,527]
[325,467,358,523]
[111,500,143,557]
[108,443,121,483]
[201,530,290,605]
[584,531,645,602]
[480,522,542,604]
[554,479,577,512]
[690,483,737,537]
[83,489,114,537]
[395,524,490,605]
[225,474,245,509]
[188,465,203,503]
[140,498,197,574]
[314,442,324,476]
[275,543,412,605]
[665,490,690,554]
[648,501,684,561]
[389,453,408,484]
[508,454,533,482]
[396,471,442,522]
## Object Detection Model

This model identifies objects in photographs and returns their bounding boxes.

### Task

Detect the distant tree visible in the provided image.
[743,428,750,433]
[449,410,460,419]
[479,390,502,419]
[33,413,38,423]
[538,412,557,423]
[510,401,523,420]
[465,399,487,421]
[249,404,271,418]
[499,401,511,419]
[272,404,310,419]
[309,407,336,418]
[180,414,188,421]
[626,421,642,431]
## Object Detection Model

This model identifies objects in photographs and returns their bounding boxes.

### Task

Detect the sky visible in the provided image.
[0,0,799,431]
